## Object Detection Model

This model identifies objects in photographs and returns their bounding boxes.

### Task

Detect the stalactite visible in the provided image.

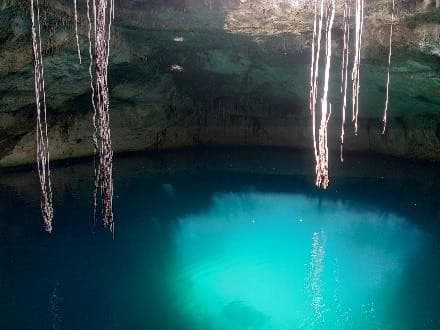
[351,0,364,135]
[382,0,395,134]
[87,0,114,235]
[30,0,54,232]
[340,0,351,162]
[74,0,82,63]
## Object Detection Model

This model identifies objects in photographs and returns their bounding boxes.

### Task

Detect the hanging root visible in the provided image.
[74,0,82,64]
[309,0,319,164]
[340,0,351,162]
[351,0,364,135]
[88,0,114,235]
[382,0,395,134]
[316,0,335,189]
[31,0,54,232]
[309,0,324,188]
[309,0,334,189]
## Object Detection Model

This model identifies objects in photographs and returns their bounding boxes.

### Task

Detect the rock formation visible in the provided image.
[0,0,439,167]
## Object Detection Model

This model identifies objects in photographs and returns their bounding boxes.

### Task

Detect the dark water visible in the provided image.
[0,148,439,329]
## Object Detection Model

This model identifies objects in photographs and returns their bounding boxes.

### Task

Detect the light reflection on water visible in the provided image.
[172,192,426,329]
[0,149,439,329]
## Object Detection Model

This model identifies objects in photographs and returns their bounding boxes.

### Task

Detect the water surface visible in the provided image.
[1,148,439,329]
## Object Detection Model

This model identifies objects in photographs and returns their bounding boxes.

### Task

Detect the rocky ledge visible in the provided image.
[0,0,439,167]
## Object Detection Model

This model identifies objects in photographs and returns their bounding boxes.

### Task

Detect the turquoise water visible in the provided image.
[0,149,439,329]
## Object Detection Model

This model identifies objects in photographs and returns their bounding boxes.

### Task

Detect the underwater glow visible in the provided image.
[172,191,425,329]
[1,157,439,328]
[382,0,395,134]
[30,0,54,232]
[307,230,326,326]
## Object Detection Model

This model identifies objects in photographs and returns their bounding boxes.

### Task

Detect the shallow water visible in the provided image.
[0,148,439,329]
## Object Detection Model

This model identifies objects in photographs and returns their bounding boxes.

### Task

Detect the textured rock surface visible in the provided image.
[0,0,439,167]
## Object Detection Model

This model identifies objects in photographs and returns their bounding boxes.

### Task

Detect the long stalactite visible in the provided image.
[30,0,54,232]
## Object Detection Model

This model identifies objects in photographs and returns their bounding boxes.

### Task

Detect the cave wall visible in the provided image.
[0,0,439,167]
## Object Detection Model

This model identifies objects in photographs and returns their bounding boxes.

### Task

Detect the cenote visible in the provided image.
[1,0,440,329]
[1,149,439,329]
